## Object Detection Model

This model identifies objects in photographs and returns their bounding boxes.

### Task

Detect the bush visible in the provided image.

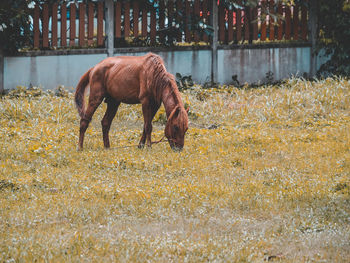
[317,0,350,76]
[0,0,32,54]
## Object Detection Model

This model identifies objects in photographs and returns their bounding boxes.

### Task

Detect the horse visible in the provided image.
[74,53,189,151]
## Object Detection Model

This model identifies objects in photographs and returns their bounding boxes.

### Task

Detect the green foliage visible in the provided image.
[7,86,42,98]
[231,74,240,86]
[317,0,350,76]
[5,85,71,98]
[0,0,295,54]
[1,0,349,76]
[0,0,32,54]
[55,85,69,97]
[223,0,295,10]
[175,73,194,91]
[225,0,350,76]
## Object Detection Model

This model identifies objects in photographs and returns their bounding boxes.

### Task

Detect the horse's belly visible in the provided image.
[120,97,140,104]
[107,84,140,104]
[106,63,142,104]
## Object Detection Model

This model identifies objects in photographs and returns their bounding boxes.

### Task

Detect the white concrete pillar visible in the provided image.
[105,0,114,57]
[211,0,218,83]
[309,0,318,77]
[0,49,3,93]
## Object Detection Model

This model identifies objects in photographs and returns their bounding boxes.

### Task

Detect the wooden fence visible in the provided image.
[33,1,105,48]
[218,0,308,43]
[32,0,309,49]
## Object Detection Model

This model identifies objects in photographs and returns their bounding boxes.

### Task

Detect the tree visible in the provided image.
[317,0,350,76]
[0,0,33,54]
[1,0,349,76]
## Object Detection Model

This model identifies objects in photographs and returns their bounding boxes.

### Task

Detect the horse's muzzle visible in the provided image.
[171,146,183,152]
[169,140,183,152]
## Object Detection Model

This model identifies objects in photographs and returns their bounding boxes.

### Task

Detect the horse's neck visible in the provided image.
[162,87,181,118]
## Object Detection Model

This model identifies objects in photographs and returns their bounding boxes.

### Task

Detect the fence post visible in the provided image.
[309,0,317,77]
[105,0,114,57]
[211,0,218,83]
[0,49,3,93]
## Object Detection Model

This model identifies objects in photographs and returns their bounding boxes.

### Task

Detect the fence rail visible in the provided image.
[218,0,308,44]
[33,2,105,48]
[31,0,309,50]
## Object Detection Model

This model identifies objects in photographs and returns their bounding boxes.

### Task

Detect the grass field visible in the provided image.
[1,78,349,262]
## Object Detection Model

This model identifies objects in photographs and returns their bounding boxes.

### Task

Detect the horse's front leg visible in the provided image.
[139,100,159,148]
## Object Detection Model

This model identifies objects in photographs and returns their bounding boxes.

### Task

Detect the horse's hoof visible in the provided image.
[138,144,145,149]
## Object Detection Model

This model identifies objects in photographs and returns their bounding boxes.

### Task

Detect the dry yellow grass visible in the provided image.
[0,78,349,262]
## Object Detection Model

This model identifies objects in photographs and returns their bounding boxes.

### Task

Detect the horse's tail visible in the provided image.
[75,68,92,118]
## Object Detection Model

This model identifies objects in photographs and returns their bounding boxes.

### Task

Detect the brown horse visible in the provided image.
[75,53,189,151]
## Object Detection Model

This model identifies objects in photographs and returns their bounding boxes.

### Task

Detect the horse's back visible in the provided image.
[89,53,163,104]
[96,55,148,104]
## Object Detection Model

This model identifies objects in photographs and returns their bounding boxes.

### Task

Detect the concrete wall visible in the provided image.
[3,45,320,90]
[4,53,107,90]
[111,49,212,84]
[218,47,311,84]
[159,50,212,84]
[0,50,3,93]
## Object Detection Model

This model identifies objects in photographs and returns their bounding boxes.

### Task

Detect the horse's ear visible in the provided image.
[186,106,190,113]
[169,106,181,121]
[174,106,181,117]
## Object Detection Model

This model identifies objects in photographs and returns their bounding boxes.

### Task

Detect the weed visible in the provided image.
[0,77,349,262]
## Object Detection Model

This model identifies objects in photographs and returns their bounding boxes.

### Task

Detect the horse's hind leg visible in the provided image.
[101,98,120,148]
[78,85,105,150]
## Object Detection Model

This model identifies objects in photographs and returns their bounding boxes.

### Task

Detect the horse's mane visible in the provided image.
[144,53,188,135]
[144,53,179,105]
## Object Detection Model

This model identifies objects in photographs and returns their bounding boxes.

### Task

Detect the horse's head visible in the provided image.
[165,106,189,151]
